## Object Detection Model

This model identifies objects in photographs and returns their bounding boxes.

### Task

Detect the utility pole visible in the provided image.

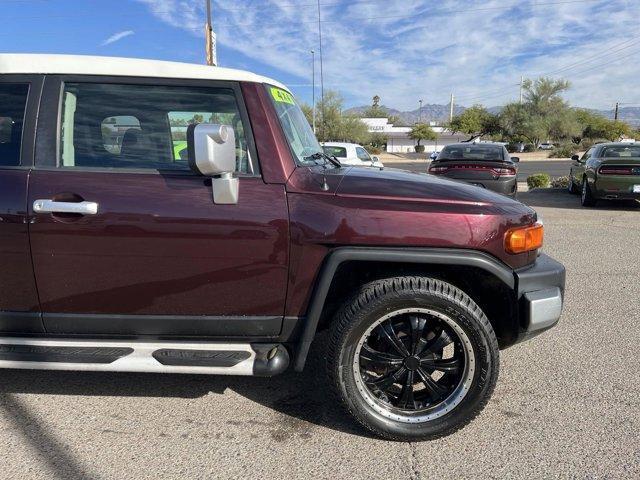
[614,102,619,121]
[419,99,423,123]
[317,0,325,140]
[311,50,316,134]
[205,0,216,66]
[519,76,524,104]
[449,93,454,122]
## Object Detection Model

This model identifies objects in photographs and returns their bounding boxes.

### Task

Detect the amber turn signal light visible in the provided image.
[505,223,544,254]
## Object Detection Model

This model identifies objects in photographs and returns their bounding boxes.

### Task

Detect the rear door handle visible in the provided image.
[33,200,99,215]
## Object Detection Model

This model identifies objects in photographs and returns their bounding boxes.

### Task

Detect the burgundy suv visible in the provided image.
[0,55,565,441]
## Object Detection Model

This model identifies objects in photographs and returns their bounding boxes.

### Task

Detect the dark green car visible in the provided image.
[568,142,640,207]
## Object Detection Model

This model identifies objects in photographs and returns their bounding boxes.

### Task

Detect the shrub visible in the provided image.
[523,143,536,152]
[549,142,578,158]
[415,145,425,153]
[551,176,570,188]
[527,173,551,189]
[366,146,382,155]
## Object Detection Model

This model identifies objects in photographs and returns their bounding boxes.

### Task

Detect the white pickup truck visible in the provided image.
[322,142,384,168]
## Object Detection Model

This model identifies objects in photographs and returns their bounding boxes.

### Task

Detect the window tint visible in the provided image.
[0,83,29,166]
[582,147,594,161]
[267,85,323,166]
[601,145,640,158]
[438,145,504,161]
[356,147,371,161]
[323,146,347,158]
[101,116,141,155]
[60,83,256,173]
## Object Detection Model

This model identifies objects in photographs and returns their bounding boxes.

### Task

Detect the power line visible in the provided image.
[568,47,640,77]
[531,35,640,77]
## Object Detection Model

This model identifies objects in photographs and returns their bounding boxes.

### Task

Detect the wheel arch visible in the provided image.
[293,247,518,371]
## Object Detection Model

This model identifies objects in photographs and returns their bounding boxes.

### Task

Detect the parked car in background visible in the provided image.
[322,142,384,168]
[428,143,519,197]
[568,142,640,207]
[0,54,565,441]
[538,142,554,150]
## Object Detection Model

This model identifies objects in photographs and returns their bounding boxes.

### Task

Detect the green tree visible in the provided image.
[575,109,632,141]
[310,90,372,143]
[499,77,580,146]
[409,123,437,152]
[369,132,388,149]
[300,103,314,128]
[362,95,388,118]
[189,114,204,125]
[449,105,500,141]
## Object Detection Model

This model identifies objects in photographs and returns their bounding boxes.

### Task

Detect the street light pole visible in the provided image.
[311,50,316,134]
[317,0,325,139]
[419,99,423,123]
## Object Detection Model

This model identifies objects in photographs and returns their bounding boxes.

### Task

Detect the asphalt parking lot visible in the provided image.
[0,190,638,479]
[388,159,572,181]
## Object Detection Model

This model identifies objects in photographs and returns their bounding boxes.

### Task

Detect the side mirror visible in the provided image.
[187,123,238,204]
[510,156,520,163]
[571,154,580,162]
[371,155,380,163]
[429,152,438,160]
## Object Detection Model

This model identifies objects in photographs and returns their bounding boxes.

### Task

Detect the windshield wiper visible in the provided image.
[304,152,342,168]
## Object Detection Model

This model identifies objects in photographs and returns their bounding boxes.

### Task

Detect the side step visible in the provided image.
[0,338,289,376]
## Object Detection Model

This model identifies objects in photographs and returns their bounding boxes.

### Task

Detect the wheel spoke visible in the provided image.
[360,344,403,367]
[421,356,461,374]
[378,322,410,357]
[423,328,453,354]
[409,315,427,355]
[416,367,448,400]
[366,366,407,392]
[398,370,416,409]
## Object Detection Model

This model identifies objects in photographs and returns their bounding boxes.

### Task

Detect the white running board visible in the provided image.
[0,337,290,376]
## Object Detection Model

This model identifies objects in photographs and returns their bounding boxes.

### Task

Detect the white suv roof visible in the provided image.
[322,142,362,148]
[0,54,288,90]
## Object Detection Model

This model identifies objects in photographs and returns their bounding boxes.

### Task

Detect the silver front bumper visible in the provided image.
[524,287,563,332]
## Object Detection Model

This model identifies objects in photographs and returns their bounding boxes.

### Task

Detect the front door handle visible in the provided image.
[33,199,99,215]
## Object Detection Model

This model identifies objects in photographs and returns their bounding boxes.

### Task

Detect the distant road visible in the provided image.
[387,160,572,181]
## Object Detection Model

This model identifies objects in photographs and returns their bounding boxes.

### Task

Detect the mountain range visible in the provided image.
[344,104,640,127]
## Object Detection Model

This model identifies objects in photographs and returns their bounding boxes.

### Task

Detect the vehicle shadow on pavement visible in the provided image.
[519,188,640,211]
[0,332,371,439]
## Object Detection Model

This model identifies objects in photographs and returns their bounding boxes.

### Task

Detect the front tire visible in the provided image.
[568,176,579,194]
[581,177,597,207]
[327,277,499,441]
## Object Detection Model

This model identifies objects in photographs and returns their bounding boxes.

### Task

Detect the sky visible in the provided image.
[1,0,639,112]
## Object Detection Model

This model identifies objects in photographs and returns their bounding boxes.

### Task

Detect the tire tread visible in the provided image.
[327,276,499,441]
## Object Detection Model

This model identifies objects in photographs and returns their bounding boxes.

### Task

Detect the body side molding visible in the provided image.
[293,247,516,371]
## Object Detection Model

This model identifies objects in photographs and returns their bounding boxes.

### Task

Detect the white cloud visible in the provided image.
[136,0,640,110]
[101,30,135,46]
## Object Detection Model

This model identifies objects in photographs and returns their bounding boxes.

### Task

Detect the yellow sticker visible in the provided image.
[270,87,295,105]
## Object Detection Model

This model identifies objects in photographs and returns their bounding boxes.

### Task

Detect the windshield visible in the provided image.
[267,85,324,166]
[438,145,505,161]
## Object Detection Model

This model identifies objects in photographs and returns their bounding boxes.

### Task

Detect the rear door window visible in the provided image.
[323,146,347,158]
[0,84,29,166]
[59,82,257,173]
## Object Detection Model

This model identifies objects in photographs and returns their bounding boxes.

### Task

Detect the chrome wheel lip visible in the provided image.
[353,308,475,424]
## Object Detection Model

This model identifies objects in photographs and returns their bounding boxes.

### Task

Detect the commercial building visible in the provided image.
[361,117,470,153]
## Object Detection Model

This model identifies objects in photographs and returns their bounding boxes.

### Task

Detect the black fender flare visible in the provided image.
[293,246,516,371]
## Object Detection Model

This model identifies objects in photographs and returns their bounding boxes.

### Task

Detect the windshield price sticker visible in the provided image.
[270,87,295,105]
